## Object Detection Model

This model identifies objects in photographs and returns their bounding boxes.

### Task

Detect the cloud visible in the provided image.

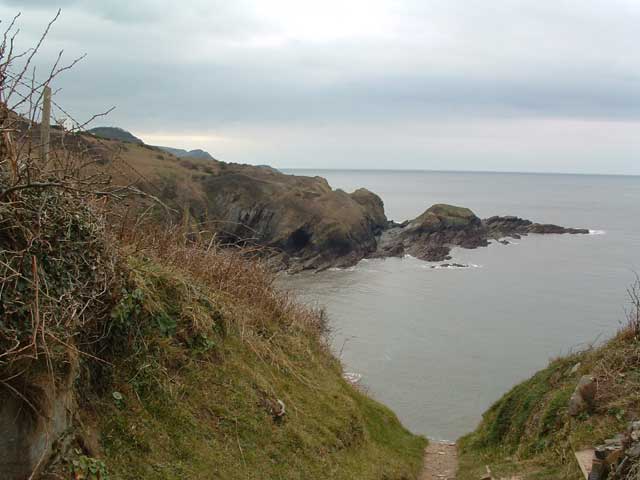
[1,0,638,174]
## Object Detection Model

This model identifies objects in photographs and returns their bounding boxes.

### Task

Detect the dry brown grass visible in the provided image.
[115,221,330,363]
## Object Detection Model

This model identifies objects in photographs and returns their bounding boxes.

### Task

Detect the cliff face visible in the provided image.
[201,169,387,271]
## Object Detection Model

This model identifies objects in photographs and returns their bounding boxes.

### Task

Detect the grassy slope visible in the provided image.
[74,251,426,480]
[457,331,640,479]
[4,133,425,479]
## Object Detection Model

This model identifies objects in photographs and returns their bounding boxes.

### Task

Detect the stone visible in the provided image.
[273,399,286,418]
[627,443,640,458]
[480,465,494,480]
[575,449,596,479]
[0,363,77,480]
[569,375,597,416]
[594,446,608,460]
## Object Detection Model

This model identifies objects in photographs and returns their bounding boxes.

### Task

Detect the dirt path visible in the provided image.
[419,441,458,480]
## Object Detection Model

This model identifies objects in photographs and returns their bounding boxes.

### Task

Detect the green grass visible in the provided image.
[76,256,426,480]
[457,332,640,479]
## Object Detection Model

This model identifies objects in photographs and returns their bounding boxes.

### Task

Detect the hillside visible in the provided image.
[67,242,426,479]
[457,300,640,479]
[73,133,391,271]
[157,145,215,160]
[0,158,427,479]
[88,126,215,160]
[88,126,144,144]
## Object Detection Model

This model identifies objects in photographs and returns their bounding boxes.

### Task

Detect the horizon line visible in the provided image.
[276,167,640,178]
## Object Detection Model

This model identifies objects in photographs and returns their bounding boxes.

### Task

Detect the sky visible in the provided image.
[2,0,639,174]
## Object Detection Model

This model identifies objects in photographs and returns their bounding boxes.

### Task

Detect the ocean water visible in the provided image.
[278,170,640,441]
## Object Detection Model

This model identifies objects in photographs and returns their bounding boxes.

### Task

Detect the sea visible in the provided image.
[278,169,640,441]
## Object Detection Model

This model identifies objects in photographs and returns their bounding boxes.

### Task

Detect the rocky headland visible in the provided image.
[190,166,589,272]
[78,129,589,273]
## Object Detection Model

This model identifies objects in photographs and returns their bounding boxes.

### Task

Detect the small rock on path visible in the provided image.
[420,441,458,480]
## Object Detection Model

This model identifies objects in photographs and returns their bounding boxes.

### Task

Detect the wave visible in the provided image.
[343,372,362,384]
[427,263,481,270]
[589,229,606,235]
[497,238,519,245]
[328,266,357,272]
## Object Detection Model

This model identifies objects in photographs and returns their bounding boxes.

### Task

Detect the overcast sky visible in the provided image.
[3,0,639,174]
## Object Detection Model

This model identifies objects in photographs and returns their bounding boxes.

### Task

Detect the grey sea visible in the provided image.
[279,169,640,441]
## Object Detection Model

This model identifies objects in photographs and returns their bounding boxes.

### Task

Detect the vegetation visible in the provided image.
[74,233,426,479]
[457,279,640,479]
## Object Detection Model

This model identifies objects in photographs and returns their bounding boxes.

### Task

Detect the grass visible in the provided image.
[30,225,426,479]
[81,253,426,479]
[457,314,640,480]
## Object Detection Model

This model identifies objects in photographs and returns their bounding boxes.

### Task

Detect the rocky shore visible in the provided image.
[194,164,588,272]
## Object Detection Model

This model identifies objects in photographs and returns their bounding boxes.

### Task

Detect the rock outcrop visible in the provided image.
[484,215,589,238]
[198,170,589,270]
[200,167,387,271]
[375,204,488,261]
[568,375,597,416]
[0,363,77,480]
[370,205,589,264]
[197,165,589,270]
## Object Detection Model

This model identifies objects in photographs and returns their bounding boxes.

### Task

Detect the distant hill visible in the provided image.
[88,126,143,144]
[256,164,280,173]
[88,126,216,160]
[157,146,215,161]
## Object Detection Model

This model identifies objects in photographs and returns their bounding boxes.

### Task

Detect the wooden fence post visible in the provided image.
[40,85,51,161]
